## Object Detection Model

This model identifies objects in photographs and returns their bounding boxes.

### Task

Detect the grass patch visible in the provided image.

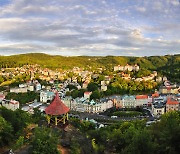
[112,111,142,117]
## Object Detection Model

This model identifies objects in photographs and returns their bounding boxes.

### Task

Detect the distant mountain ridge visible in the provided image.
[0,53,179,82]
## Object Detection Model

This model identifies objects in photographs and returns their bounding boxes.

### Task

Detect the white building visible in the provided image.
[10,87,28,93]
[62,96,72,109]
[101,85,107,91]
[40,91,55,103]
[28,85,34,91]
[114,64,139,72]
[124,64,133,71]
[70,97,113,113]
[122,95,136,108]
[1,99,19,111]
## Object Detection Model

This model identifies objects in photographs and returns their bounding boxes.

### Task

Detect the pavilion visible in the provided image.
[45,92,69,126]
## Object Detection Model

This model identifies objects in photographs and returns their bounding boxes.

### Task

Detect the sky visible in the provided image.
[0,0,180,56]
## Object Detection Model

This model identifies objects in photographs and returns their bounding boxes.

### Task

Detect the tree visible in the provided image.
[70,138,81,154]
[0,76,4,84]
[13,136,24,150]
[90,90,100,100]
[6,91,39,104]
[32,108,44,123]
[87,82,98,92]
[1,108,31,134]
[151,111,180,154]
[97,75,105,83]
[123,128,155,154]
[65,91,71,96]
[0,116,13,146]
[78,89,86,97]
[31,127,60,154]
[67,84,78,90]
[71,90,79,99]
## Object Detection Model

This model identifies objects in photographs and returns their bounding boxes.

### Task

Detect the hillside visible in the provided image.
[0,53,179,82]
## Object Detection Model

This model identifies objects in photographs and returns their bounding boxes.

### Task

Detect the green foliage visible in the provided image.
[105,78,158,96]
[71,90,79,99]
[9,81,25,88]
[0,53,179,82]
[70,89,85,98]
[31,127,60,154]
[67,84,78,90]
[78,89,86,97]
[113,111,142,117]
[150,111,180,154]
[90,90,100,100]
[87,111,180,154]
[0,75,4,84]
[0,116,13,146]
[32,108,45,123]
[97,75,105,83]
[0,108,32,134]
[65,91,71,96]
[70,138,81,154]
[70,118,96,133]
[6,91,39,105]
[135,68,151,78]
[37,79,52,86]
[13,136,24,150]
[87,82,98,92]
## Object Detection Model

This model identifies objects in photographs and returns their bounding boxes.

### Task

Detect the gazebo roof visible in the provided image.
[45,92,69,115]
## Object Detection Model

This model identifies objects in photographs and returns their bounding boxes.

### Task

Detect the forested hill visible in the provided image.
[0,53,179,81]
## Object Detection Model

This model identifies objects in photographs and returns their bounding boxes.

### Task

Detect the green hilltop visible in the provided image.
[0,53,179,82]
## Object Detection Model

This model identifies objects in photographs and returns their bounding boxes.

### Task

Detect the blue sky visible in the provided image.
[0,0,179,56]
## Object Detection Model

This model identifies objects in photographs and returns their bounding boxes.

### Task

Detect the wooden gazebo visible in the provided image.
[45,92,69,126]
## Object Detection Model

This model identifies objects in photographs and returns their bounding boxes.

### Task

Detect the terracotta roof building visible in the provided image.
[136,95,148,99]
[136,95,148,107]
[166,98,179,112]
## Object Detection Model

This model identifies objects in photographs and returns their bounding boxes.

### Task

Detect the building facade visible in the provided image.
[166,98,179,112]
[122,95,136,108]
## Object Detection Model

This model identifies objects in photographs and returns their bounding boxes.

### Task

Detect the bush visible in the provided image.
[13,136,24,150]
[31,127,60,154]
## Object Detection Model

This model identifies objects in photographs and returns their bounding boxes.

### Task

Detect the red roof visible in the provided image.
[166,98,179,105]
[45,92,69,115]
[167,87,171,90]
[136,95,148,99]
[152,92,159,98]
[84,91,92,95]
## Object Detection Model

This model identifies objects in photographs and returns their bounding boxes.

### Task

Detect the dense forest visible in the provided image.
[0,53,179,82]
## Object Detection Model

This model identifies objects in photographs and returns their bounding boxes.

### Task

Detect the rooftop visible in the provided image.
[166,98,179,105]
[45,92,69,115]
[136,95,148,99]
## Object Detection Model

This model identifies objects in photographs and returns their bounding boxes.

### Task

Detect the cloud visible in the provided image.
[136,7,146,12]
[0,0,179,56]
